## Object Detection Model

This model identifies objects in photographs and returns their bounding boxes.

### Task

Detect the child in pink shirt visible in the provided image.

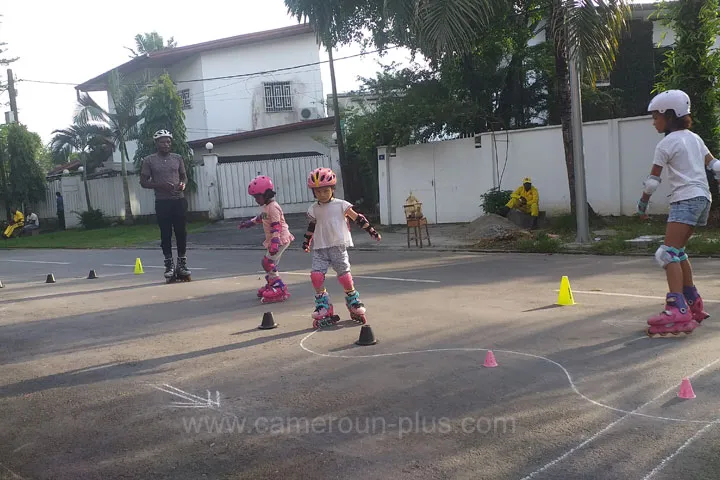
[238,175,295,303]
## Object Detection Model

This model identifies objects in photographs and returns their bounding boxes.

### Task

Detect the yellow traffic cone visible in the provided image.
[134,258,144,275]
[557,276,575,305]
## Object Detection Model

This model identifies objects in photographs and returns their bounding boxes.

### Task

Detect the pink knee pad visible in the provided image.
[311,271,325,290]
[262,256,277,273]
[337,272,354,291]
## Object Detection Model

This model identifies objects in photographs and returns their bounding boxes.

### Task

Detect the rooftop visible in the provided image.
[76,23,315,92]
[187,117,334,148]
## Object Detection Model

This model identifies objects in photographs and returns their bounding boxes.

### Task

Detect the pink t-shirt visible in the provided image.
[260,201,294,248]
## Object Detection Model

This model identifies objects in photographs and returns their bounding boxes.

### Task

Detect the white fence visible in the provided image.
[218,154,333,218]
[378,115,674,225]
[29,149,344,228]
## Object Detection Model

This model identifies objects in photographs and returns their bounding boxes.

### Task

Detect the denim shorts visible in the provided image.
[668,196,711,227]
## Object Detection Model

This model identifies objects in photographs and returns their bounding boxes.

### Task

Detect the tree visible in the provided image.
[286,0,631,214]
[51,124,115,211]
[75,70,145,222]
[655,0,720,213]
[0,124,46,211]
[125,32,177,57]
[133,73,195,190]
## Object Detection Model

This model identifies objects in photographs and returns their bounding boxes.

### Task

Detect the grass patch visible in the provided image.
[514,233,565,253]
[0,222,210,249]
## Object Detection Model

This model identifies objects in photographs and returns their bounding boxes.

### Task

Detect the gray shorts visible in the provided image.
[668,196,711,227]
[312,246,351,275]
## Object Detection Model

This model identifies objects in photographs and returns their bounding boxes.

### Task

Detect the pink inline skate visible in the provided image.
[684,285,710,323]
[312,292,340,329]
[345,290,367,325]
[261,278,291,304]
[646,293,699,337]
[257,275,271,298]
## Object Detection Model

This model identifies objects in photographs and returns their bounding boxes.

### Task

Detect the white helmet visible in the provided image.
[153,129,173,140]
[648,90,691,117]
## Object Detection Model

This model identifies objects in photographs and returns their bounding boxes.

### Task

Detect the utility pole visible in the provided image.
[568,49,591,244]
[7,68,18,123]
[327,47,347,185]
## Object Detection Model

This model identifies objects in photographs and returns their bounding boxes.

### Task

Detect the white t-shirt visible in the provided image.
[653,130,712,203]
[26,213,39,227]
[307,198,354,249]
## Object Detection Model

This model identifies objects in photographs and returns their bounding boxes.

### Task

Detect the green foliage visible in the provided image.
[75,69,145,221]
[480,188,512,215]
[656,0,720,153]
[656,0,720,215]
[515,233,564,253]
[78,208,107,230]
[581,86,626,121]
[50,123,114,175]
[609,19,661,117]
[125,32,176,57]
[133,73,195,191]
[0,124,46,208]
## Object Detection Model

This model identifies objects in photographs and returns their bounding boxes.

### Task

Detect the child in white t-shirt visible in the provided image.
[639,89,717,336]
[302,167,381,328]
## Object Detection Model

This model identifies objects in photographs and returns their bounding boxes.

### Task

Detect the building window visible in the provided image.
[264,82,293,112]
[179,89,192,110]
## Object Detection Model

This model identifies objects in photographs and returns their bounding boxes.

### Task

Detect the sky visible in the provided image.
[0,0,417,144]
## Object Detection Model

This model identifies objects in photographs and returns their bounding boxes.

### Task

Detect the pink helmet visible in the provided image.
[307,167,337,188]
[248,175,274,196]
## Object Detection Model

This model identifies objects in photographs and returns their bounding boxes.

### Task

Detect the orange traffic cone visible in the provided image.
[483,350,498,368]
[678,377,696,399]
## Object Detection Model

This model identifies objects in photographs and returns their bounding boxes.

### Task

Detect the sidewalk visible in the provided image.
[148,214,474,252]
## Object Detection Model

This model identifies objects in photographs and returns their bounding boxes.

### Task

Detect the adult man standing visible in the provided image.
[139,130,192,281]
[56,192,65,230]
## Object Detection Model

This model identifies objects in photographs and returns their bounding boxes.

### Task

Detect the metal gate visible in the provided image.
[217,154,332,216]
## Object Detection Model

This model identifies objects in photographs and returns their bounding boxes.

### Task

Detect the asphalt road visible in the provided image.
[2,248,720,479]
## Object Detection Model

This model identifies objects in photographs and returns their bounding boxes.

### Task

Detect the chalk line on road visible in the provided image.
[103,264,208,270]
[300,331,720,425]
[0,259,71,265]
[519,358,720,479]
[565,289,720,304]
[300,332,720,477]
[0,462,27,480]
[641,421,719,480]
[278,271,440,283]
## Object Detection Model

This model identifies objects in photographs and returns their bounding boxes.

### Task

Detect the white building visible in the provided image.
[75,24,326,168]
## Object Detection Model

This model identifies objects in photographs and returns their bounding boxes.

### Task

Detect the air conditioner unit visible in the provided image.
[300,107,319,120]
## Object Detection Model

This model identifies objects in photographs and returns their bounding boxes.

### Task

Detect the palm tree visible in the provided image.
[74,70,145,223]
[286,0,630,213]
[125,32,177,58]
[50,124,114,211]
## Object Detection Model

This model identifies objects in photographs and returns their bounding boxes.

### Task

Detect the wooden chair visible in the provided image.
[406,216,431,248]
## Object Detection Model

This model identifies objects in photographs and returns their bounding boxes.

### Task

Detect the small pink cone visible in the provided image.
[678,377,696,399]
[483,350,498,368]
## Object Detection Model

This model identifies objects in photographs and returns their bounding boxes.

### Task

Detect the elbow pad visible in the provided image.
[708,158,720,179]
[643,175,661,195]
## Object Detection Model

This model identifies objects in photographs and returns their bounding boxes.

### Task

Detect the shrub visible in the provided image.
[480,188,512,215]
[78,208,107,230]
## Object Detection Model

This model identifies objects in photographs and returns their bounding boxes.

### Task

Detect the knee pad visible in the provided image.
[654,245,682,268]
[678,248,688,262]
[262,255,277,273]
[311,271,325,290]
[337,272,354,291]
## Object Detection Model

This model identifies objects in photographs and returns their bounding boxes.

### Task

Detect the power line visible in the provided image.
[17,46,402,88]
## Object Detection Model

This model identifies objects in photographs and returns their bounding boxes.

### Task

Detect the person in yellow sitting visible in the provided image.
[499,177,540,229]
[2,208,25,239]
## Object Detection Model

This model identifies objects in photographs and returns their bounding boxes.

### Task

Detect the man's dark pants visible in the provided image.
[155,198,188,258]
